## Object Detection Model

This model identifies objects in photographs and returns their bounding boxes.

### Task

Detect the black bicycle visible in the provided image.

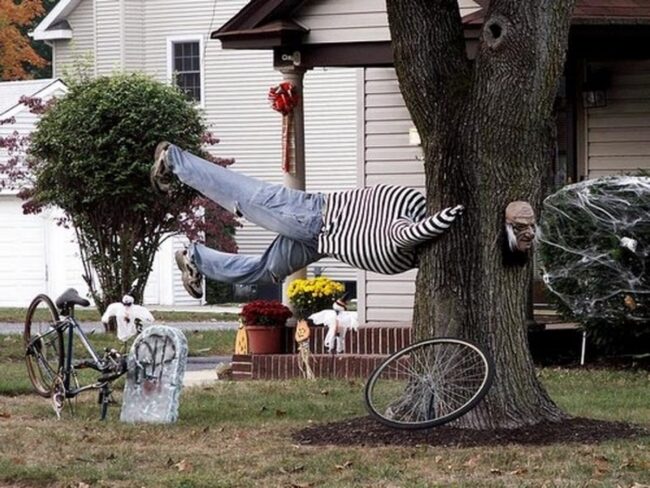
[24,289,127,420]
[364,337,495,429]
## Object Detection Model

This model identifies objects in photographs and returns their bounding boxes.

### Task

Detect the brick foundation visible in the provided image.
[231,324,412,380]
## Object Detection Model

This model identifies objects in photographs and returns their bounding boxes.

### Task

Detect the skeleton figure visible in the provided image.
[101,295,155,342]
[505,201,536,253]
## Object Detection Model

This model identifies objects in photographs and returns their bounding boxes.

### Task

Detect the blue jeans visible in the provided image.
[167,145,325,284]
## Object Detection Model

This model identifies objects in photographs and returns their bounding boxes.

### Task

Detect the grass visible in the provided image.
[0,354,648,487]
[0,307,239,323]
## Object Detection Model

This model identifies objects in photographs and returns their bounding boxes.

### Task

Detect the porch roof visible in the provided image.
[213,0,650,53]
[463,0,650,25]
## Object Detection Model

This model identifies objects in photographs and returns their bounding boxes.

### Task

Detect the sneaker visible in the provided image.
[175,249,203,299]
[150,141,173,194]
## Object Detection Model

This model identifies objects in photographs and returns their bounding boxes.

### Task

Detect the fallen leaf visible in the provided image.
[276,409,287,417]
[490,468,502,475]
[0,412,11,419]
[463,455,481,468]
[594,455,610,475]
[202,426,210,433]
[335,461,353,470]
[174,459,193,472]
[320,390,329,395]
[434,456,442,464]
[507,468,528,475]
[290,483,312,488]
[78,483,90,488]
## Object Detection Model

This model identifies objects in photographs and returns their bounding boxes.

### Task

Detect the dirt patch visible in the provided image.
[293,417,648,448]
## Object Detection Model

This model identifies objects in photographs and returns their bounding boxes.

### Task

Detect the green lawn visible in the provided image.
[1,331,648,488]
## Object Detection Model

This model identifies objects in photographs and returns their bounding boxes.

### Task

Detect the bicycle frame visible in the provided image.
[51,313,123,399]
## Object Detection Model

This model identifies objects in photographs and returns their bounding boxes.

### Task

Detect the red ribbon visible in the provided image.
[268,81,300,115]
[268,81,300,172]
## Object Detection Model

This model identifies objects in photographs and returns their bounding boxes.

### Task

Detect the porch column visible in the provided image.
[277,66,307,306]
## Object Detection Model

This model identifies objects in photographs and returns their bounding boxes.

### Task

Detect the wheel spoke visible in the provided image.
[365,338,494,429]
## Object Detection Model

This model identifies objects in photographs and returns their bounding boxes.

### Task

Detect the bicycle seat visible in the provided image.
[55,288,91,310]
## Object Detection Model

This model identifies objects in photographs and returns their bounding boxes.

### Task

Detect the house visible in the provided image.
[30,0,362,305]
[212,0,650,324]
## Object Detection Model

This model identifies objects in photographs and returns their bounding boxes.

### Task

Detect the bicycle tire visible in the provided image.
[24,294,64,398]
[364,337,495,430]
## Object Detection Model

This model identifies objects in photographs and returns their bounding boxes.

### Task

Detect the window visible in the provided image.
[168,37,203,104]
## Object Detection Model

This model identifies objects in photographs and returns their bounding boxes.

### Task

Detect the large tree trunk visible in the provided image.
[386,0,576,428]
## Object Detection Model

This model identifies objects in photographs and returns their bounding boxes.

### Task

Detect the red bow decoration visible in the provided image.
[268,81,300,115]
[268,81,300,172]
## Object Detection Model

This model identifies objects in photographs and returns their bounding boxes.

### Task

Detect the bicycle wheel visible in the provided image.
[364,337,495,430]
[24,294,64,397]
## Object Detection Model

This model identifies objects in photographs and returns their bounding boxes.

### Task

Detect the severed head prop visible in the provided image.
[505,201,536,253]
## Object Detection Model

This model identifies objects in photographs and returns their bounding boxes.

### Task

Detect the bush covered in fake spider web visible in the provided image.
[538,176,650,353]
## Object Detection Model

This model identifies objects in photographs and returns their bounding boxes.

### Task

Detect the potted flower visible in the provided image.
[240,299,292,354]
[287,276,345,321]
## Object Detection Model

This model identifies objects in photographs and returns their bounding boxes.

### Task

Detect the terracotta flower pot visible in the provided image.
[245,325,282,354]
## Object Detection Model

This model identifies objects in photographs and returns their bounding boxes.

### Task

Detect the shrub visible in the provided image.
[240,300,292,327]
[538,176,650,353]
[287,276,345,319]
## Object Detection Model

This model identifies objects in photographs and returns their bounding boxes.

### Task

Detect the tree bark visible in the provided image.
[386,0,576,428]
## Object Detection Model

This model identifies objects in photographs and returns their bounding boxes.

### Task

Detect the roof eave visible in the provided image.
[31,28,73,41]
[32,0,81,40]
[213,20,308,50]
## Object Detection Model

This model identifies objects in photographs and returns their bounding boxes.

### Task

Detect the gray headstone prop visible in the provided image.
[120,325,188,423]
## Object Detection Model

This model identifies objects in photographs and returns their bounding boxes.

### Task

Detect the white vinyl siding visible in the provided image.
[296,0,480,44]
[359,67,421,322]
[304,67,358,281]
[52,0,95,77]
[95,0,122,74]
[124,0,144,71]
[586,60,650,178]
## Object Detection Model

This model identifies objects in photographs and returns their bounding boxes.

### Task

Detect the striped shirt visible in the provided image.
[318,185,461,275]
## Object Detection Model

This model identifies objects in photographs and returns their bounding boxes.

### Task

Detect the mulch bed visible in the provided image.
[293,417,648,448]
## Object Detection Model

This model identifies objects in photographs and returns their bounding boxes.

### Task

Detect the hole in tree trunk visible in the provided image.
[484,16,508,49]
[489,23,502,39]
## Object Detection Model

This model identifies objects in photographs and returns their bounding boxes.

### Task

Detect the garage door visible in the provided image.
[0,195,47,306]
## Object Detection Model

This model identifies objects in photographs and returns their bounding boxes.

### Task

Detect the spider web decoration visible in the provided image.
[538,176,650,346]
